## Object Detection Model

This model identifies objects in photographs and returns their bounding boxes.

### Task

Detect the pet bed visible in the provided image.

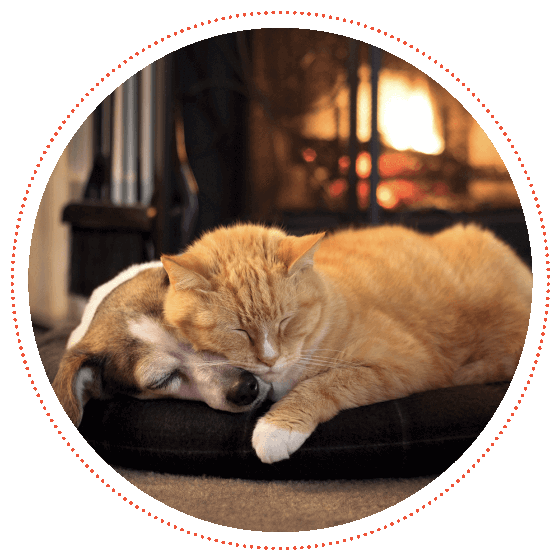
[37,328,509,480]
[80,383,508,480]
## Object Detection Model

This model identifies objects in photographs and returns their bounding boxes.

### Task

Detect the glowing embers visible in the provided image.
[378,152,423,178]
[375,179,453,210]
[328,178,370,211]
[318,63,447,212]
[376,180,419,210]
[329,178,348,199]
[302,147,317,163]
[329,151,372,209]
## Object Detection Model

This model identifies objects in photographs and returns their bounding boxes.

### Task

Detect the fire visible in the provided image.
[357,180,370,209]
[302,64,445,157]
[378,69,444,155]
[376,179,424,209]
[376,184,398,209]
[329,178,348,198]
[356,151,372,179]
[303,62,447,212]
[338,155,351,173]
[302,147,317,162]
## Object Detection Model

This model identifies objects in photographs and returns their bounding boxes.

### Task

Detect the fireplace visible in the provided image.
[246,29,521,225]
[63,29,530,297]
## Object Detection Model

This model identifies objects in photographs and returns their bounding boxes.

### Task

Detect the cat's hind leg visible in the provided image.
[452,354,519,386]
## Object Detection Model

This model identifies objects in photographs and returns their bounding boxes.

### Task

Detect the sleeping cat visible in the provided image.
[161,223,532,464]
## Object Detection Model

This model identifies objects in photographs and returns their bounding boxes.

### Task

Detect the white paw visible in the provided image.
[252,418,311,464]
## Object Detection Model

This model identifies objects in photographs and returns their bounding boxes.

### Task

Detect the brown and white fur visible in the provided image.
[161,223,533,464]
[52,261,271,427]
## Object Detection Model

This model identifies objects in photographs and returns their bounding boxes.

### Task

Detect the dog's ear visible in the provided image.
[52,348,103,427]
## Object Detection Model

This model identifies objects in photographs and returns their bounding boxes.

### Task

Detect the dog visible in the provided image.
[51,261,271,427]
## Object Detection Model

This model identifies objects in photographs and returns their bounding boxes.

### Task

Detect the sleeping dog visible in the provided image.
[51,262,271,426]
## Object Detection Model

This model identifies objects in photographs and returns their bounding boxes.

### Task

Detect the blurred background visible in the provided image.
[29,29,530,332]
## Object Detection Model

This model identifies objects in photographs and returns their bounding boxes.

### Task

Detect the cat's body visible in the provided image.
[162,223,532,463]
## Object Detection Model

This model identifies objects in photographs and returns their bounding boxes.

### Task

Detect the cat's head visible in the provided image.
[161,224,325,383]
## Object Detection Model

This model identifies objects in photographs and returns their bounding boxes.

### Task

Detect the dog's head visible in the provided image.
[52,263,271,426]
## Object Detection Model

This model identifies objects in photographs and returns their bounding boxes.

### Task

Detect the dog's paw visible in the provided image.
[252,418,311,464]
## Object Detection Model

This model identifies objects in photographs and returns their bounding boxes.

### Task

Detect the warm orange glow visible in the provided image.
[468,121,507,170]
[357,64,372,143]
[314,166,329,182]
[302,147,317,162]
[338,155,351,173]
[378,69,444,155]
[376,184,398,209]
[432,182,449,196]
[302,65,445,165]
[376,179,426,209]
[356,151,372,179]
[329,178,348,198]
[338,152,371,178]
[357,179,370,209]
[379,152,423,178]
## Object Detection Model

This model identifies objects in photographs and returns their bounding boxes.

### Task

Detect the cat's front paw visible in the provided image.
[252,418,311,464]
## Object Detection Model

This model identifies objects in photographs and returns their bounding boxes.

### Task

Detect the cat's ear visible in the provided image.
[278,232,325,276]
[161,254,212,292]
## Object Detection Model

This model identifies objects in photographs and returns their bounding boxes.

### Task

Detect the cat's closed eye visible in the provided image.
[234,329,253,343]
[279,316,293,332]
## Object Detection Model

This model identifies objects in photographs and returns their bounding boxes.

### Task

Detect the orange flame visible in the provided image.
[303,65,445,157]
[378,69,444,155]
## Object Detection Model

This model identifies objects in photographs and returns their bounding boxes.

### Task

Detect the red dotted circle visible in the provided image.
[15,10,550,550]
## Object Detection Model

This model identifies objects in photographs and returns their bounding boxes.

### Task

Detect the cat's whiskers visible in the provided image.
[301,347,368,368]
[303,347,351,358]
[297,356,366,370]
[283,363,316,377]
[301,353,347,365]
[193,361,235,367]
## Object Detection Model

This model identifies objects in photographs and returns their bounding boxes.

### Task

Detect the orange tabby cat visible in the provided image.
[161,223,532,463]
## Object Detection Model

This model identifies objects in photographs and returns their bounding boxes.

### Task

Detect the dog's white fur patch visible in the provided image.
[127,316,190,388]
[127,314,273,412]
[251,418,311,464]
[67,261,164,349]
[128,314,183,354]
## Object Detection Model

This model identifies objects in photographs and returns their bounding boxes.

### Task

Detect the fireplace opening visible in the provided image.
[246,29,520,222]
[59,28,530,300]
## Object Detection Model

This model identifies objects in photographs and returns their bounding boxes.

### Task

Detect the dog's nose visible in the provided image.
[226,370,259,406]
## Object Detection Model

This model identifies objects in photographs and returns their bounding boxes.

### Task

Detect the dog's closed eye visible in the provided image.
[148,369,182,391]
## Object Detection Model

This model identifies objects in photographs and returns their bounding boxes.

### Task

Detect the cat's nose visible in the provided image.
[258,355,278,367]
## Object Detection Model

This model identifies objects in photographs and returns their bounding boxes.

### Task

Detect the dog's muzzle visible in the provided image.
[226,370,260,406]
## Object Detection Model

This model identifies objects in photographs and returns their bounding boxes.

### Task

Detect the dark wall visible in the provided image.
[174,34,249,240]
